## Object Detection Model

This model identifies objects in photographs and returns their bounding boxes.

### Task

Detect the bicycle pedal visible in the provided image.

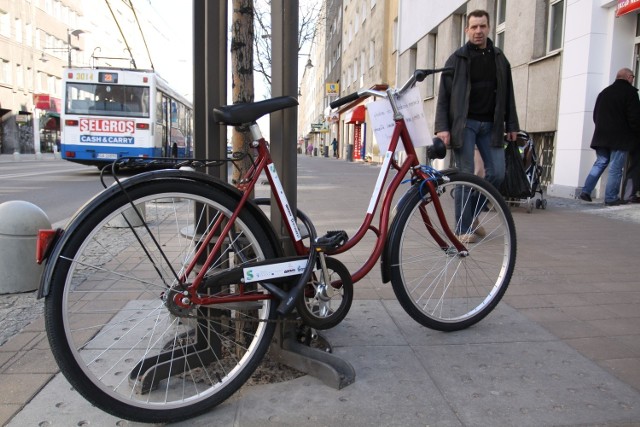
[314,230,348,251]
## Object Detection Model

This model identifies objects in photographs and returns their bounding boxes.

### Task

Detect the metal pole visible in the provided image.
[270,0,299,255]
[67,30,71,67]
[193,0,227,179]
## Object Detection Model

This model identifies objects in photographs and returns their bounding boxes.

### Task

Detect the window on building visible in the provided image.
[53,0,61,19]
[547,0,565,53]
[15,18,22,43]
[393,17,398,53]
[0,59,11,85]
[425,33,437,98]
[369,39,375,68]
[47,74,56,94]
[36,71,44,92]
[495,0,506,49]
[0,11,10,38]
[459,13,467,47]
[16,64,23,89]
[25,22,32,46]
[26,67,33,92]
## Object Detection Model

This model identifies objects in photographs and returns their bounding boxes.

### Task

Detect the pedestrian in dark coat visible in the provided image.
[579,68,640,206]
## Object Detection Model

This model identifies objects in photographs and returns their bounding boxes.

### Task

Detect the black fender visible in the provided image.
[38,169,282,298]
[380,168,457,283]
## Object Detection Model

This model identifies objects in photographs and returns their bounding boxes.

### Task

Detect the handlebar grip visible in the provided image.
[427,137,447,160]
[414,67,454,83]
[330,91,360,109]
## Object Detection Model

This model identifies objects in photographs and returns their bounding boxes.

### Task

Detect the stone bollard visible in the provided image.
[0,201,51,294]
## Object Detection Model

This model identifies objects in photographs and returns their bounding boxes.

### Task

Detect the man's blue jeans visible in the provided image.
[453,119,505,234]
[454,119,505,190]
[582,148,626,203]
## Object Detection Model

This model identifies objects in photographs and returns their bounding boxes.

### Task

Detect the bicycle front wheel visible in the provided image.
[388,171,516,331]
[44,179,279,423]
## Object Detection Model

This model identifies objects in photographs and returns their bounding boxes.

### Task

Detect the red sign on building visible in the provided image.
[616,0,640,17]
[33,94,61,112]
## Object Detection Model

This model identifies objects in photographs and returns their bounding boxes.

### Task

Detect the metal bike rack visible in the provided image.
[271,322,356,390]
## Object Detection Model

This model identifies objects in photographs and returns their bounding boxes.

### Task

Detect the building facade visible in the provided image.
[338,0,394,162]
[397,0,640,199]
[0,0,188,155]
[0,0,84,154]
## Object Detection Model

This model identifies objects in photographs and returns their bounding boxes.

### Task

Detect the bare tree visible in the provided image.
[230,0,255,184]
[253,0,323,96]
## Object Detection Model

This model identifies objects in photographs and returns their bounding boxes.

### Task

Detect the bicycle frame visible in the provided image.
[183,98,462,308]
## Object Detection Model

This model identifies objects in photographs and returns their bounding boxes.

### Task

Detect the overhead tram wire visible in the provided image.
[126,0,155,71]
[104,0,138,69]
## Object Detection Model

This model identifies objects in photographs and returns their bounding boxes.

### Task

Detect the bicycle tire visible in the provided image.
[45,179,279,423]
[388,171,516,331]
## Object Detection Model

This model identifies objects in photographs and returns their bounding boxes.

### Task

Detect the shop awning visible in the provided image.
[616,0,640,17]
[345,105,366,124]
[42,112,60,131]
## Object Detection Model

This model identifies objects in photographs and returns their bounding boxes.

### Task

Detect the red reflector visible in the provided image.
[143,76,148,83]
[136,123,149,130]
[65,119,79,126]
[68,72,73,78]
[36,229,58,264]
[65,151,76,158]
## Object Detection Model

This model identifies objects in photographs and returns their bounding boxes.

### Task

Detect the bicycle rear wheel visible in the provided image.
[388,171,516,331]
[45,179,278,423]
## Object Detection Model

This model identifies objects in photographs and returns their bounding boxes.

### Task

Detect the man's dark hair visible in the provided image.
[467,9,491,27]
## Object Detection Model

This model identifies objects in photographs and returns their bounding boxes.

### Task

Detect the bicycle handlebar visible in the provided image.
[329,91,360,109]
[329,67,454,110]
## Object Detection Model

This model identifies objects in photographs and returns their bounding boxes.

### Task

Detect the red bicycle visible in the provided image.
[36,68,516,423]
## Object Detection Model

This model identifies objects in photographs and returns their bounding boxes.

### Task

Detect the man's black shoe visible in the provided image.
[579,192,592,202]
[629,196,640,203]
[604,199,628,206]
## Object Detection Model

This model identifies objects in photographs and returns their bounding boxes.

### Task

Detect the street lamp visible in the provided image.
[39,28,86,67]
[299,53,314,69]
[67,29,86,67]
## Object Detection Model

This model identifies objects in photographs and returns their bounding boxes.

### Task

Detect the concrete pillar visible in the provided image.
[0,201,51,294]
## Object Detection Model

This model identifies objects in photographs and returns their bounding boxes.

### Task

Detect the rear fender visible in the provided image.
[38,169,282,298]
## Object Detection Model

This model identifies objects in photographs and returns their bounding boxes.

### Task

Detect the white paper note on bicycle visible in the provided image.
[367,86,432,153]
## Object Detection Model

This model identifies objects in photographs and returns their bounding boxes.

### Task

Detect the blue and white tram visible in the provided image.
[61,67,192,167]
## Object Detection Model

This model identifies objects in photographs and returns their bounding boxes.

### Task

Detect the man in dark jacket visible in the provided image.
[434,9,519,243]
[579,68,640,206]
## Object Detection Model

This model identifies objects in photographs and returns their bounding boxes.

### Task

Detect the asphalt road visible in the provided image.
[0,156,114,226]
